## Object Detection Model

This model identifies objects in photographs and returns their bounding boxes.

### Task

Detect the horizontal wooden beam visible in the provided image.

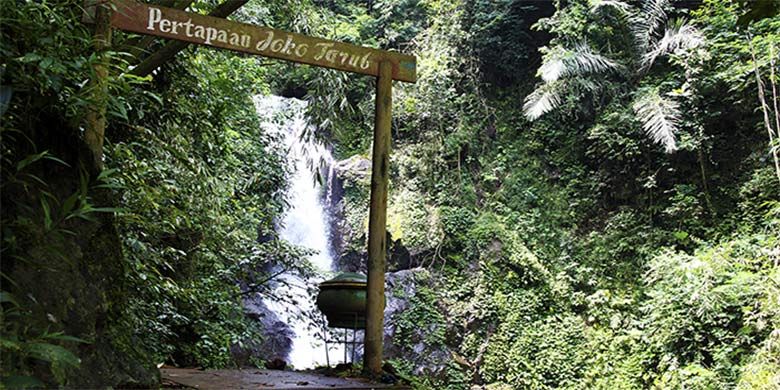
[111,0,416,82]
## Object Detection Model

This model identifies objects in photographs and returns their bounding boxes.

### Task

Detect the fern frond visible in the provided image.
[523,80,567,121]
[642,19,704,69]
[631,0,669,56]
[633,88,680,153]
[539,44,622,83]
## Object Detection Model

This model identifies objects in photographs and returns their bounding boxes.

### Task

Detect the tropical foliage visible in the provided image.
[326,0,780,388]
[1,0,779,388]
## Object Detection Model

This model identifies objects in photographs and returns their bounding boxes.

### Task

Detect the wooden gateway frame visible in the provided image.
[85,0,417,375]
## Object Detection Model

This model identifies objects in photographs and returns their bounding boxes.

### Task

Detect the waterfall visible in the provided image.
[253,95,344,369]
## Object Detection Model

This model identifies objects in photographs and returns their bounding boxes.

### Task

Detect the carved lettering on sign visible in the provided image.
[110,0,417,82]
[145,7,372,72]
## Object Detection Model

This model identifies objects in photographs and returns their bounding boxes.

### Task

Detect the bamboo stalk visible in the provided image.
[749,38,780,183]
[769,44,780,178]
[84,1,112,171]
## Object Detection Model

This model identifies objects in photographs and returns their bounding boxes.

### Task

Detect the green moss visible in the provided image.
[395,286,446,349]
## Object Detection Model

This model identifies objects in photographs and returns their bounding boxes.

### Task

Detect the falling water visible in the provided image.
[254,95,343,369]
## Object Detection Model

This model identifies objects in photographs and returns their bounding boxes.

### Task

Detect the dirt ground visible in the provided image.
[161,367,409,390]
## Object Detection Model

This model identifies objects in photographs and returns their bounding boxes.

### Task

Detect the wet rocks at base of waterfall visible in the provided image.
[232,296,293,367]
[383,268,450,380]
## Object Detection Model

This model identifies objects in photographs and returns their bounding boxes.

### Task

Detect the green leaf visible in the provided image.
[0,337,22,351]
[142,89,163,105]
[16,151,49,171]
[20,173,47,186]
[39,57,53,70]
[26,343,81,367]
[40,198,52,230]
[61,193,79,218]
[0,291,20,306]
[43,154,70,167]
[42,333,89,344]
[673,231,689,240]
[0,272,21,290]
[87,207,123,214]
[18,53,42,63]
[96,168,118,182]
[2,375,45,389]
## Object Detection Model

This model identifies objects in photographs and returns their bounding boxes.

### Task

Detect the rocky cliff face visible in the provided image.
[328,155,371,258]
[384,268,451,379]
[330,155,424,273]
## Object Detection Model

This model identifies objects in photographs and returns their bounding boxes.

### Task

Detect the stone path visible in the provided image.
[161,368,408,390]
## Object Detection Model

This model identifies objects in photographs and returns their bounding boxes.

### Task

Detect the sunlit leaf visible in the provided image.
[633,88,680,153]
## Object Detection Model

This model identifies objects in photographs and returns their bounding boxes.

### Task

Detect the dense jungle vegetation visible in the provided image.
[1,0,779,388]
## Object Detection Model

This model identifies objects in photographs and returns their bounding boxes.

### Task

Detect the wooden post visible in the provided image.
[84,1,112,171]
[364,60,392,376]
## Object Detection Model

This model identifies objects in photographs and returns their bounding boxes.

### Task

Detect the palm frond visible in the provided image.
[631,0,669,56]
[539,44,623,83]
[523,80,567,121]
[589,0,632,14]
[642,19,704,69]
[633,88,680,153]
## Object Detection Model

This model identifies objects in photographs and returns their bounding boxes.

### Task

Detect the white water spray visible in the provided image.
[254,95,343,369]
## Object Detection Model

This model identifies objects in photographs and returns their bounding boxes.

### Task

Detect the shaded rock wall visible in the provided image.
[1,108,159,386]
[328,155,371,258]
[383,268,450,379]
[3,170,159,387]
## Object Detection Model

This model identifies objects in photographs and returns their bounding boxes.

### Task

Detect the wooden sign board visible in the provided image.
[110,0,417,83]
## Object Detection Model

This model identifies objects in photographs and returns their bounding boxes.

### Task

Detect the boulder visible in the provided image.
[335,155,371,182]
[337,235,416,274]
[264,357,287,370]
[336,249,367,274]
